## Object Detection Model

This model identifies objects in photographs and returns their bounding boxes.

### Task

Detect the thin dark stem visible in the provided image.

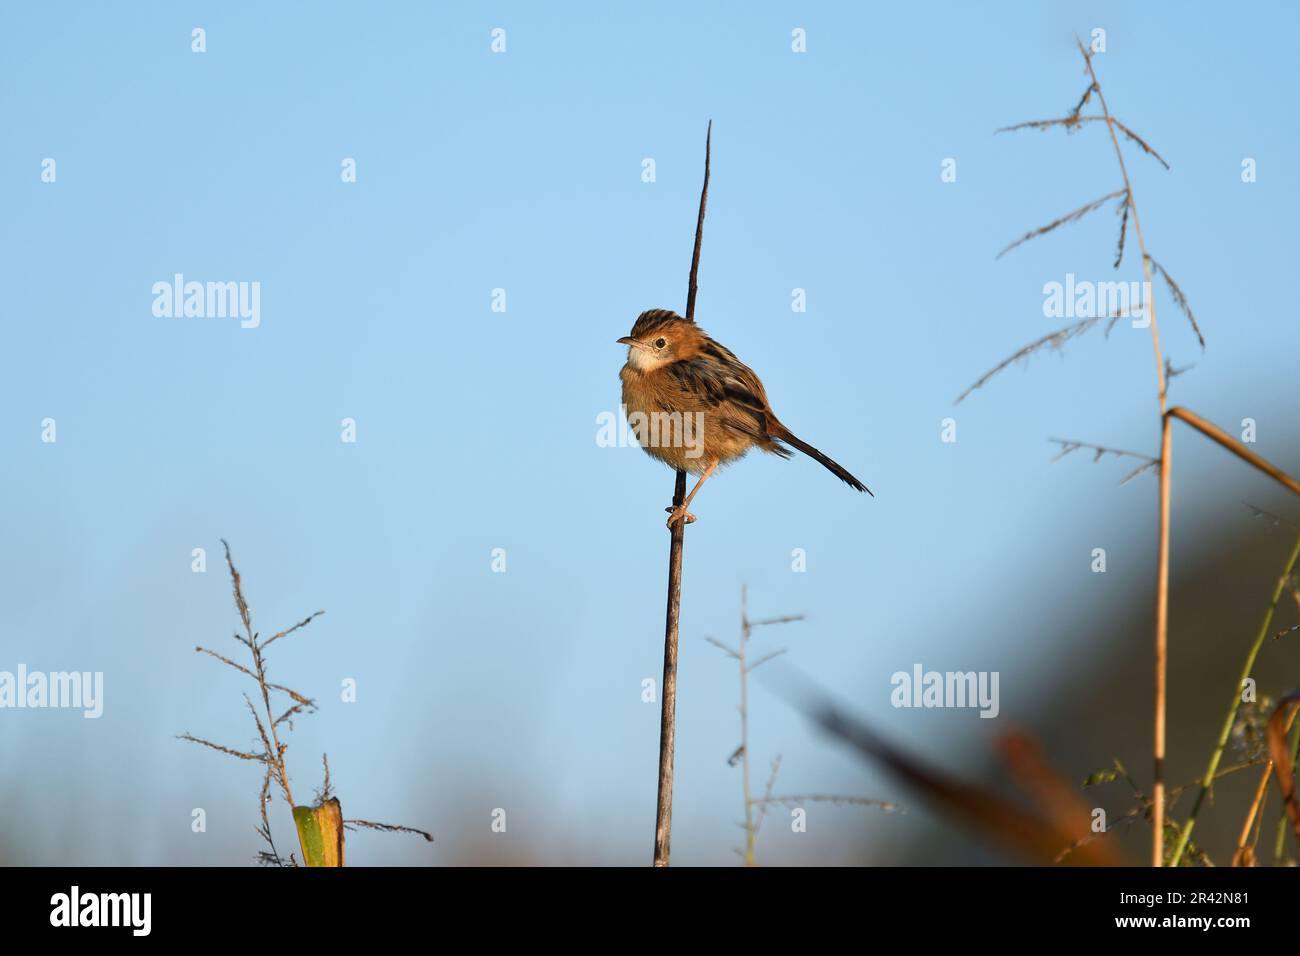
[653,467,685,868]
[685,120,711,323]
[654,120,711,867]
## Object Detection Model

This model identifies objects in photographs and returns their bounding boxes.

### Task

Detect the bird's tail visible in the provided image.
[770,423,873,496]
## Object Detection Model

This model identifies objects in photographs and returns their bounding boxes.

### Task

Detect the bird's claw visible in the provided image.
[665,505,697,529]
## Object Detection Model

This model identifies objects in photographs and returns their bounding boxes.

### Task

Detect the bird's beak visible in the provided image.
[617,336,650,351]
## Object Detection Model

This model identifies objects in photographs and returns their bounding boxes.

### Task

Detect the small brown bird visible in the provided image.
[618,308,871,527]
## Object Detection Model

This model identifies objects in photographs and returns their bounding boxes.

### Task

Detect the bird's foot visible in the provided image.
[665,504,697,529]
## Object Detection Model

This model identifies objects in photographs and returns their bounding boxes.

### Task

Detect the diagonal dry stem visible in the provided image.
[956,317,1104,404]
[177,734,266,763]
[996,189,1126,259]
[1167,407,1300,497]
[1147,257,1205,349]
[1233,762,1272,866]
[261,610,325,650]
[800,693,1125,865]
[1049,437,1159,484]
[194,645,316,707]
[344,819,434,842]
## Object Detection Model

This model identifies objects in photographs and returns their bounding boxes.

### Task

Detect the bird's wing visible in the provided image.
[665,355,781,446]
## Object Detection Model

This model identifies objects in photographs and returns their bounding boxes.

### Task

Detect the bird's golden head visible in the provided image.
[617,309,703,372]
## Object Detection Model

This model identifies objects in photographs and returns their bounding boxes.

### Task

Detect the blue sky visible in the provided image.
[2,2,1298,864]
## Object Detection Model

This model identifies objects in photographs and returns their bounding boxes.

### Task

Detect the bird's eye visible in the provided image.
[654,338,667,350]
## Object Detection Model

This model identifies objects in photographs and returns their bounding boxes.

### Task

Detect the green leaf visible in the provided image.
[293,798,344,867]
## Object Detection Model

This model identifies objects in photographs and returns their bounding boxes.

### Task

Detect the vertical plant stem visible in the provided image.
[1235,762,1272,864]
[1168,532,1300,866]
[1274,708,1300,861]
[1079,40,1170,865]
[653,120,711,867]
[739,587,755,866]
[685,121,711,322]
[1158,407,1300,861]
[653,469,685,866]
[1153,417,1172,864]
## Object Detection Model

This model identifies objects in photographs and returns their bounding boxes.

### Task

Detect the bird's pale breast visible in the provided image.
[621,366,754,474]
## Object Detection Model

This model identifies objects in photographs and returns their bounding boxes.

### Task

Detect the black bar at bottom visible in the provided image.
[0,865,1277,940]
